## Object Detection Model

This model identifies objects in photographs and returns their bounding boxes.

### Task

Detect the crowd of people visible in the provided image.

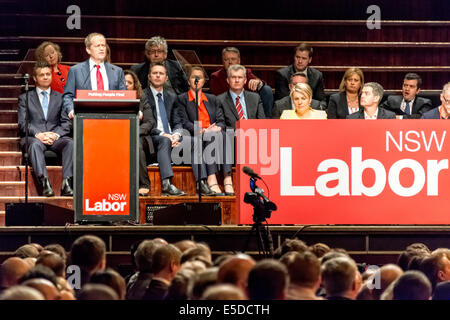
[1,235,449,300]
[19,32,450,198]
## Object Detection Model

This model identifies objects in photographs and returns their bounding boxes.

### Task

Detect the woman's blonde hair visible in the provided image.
[35,41,62,64]
[290,82,313,101]
[338,67,364,94]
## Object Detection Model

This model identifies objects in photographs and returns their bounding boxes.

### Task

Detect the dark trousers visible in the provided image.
[21,136,73,178]
[150,135,173,181]
[139,137,151,188]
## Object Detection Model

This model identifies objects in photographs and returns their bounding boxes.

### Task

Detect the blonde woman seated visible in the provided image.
[280,83,327,119]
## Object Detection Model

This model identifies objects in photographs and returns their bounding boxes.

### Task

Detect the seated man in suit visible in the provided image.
[18,62,73,196]
[210,47,274,118]
[217,64,266,130]
[422,82,450,119]
[143,62,186,196]
[272,72,323,118]
[63,32,126,118]
[131,36,189,94]
[347,82,396,119]
[381,73,433,119]
[275,43,325,102]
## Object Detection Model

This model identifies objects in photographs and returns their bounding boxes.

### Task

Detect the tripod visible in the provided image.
[244,210,274,258]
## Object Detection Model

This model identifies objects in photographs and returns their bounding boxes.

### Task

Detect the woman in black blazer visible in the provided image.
[176,67,234,196]
[327,68,364,119]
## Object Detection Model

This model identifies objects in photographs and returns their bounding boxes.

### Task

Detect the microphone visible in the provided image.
[81,64,97,89]
[14,73,30,79]
[243,166,262,180]
[194,76,200,85]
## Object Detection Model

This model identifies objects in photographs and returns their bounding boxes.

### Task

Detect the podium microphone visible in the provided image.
[243,166,262,180]
[194,76,200,85]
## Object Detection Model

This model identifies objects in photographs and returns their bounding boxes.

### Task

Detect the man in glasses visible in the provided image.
[131,36,189,94]
[422,82,450,119]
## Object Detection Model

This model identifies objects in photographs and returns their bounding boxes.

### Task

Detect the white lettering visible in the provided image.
[388,159,426,197]
[351,147,386,196]
[315,159,350,197]
[280,147,314,196]
[427,160,449,195]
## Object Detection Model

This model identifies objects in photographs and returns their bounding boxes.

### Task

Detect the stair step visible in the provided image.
[0,181,25,196]
[0,151,21,165]
[0,137,19,151]
[0,61,20,73]
[0,123,18,137]
[0,98,17,110]
[0,110,17,123]
[0,74,22,85]
[0,85,23,97]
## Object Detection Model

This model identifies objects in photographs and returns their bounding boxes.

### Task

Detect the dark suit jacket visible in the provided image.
[421,107,441,119]
[143,87,183,136]
[176,92,226,135]
[131,59,189,94]
[275,64,325,102]
[380,95,433,119]
[346,107,396,119]
[62,60,126,113]
[139,94,156,154]
[217,90,266,129]
[327,92,362,119]
[18,89,71,140]
[142,278,169,300]
[272,95,322,119]
[209,67,263,96]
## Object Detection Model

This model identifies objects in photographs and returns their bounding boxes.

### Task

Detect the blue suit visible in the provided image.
[421,107,441,119]
[62,60,126,113]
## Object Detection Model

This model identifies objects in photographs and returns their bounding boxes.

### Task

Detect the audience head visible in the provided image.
[289,82,313,113]
[370,264,403,300]
[174,240,197,253]
[361,82,384,108]
[15,244,40,259]
[124,69,143,99]
[77,283,119,300]
[440,82,450,113]
[69,235,106,275]
[35,41,62,67]
[321,256,361,299]
[217,254,255,291]
[397,246,430,271]
[44,244,67,264]
[166,268,196,300]
[84,32,107,64]
[402,73,422,101]
[279,238,309,256]
[222,47,241,70]
[188,66,207,91]
[32,61,52,90]
[36,251,66,278]
[420,248,450,292]
[148,62,168,89]
[0,285,44,300]
[145,36,168,63]
[309,243,331,259]
[89,268,126,300]
[320,251,349,265]
[247,259,288,300]
[339,67,364,94]
[21,278,61,300]
[134,239,164,274]
[293,43,313,72]
[190,267,218,300]
[393,270,431,300]
[151,244,182,280]
[288,72,308,91]
[280,251,321,290]
[202,284,247,300]
[181,244,212,267]
[226,64,247,94]
[0,257,32,289]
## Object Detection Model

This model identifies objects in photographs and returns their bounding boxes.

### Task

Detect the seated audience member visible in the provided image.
[280,251,323,300]
[0,257,33,292]
[131,36,188,94]
[280,83,327,119]
[419,248,450,292]
[190,268,218,300]
[63,32,126,119]
[309,243,331,259]
[176,67,234,196]
[363,264,403,300]
[14,244,40,259]
[397,244,431,271]
[432,281,450,300]
[327,68,364,119]
[247,259,288,300]
[272,72,323,119]
[44,244,68,264]
[0,285,44,300]
[18,62,73,197]
[347,82,396,119]
[165,268,196,300]
[217,64,266,130]
[90,268,126,300]
[124,70,155,196]
[217,254,255,293]
[143,62,186,196]
[392,270,432,300]
[381,73,433,119]
[174,240,197,253]
[275,43,325,102]
[202,284,247,300]
[180,244,213,267]
[210,47,274,117]
[142,244,181,300]
[422,82,450,119]
[77,283,118,300]
[21,278,61,300]
[321,256,362,300]
[35,41,70,94]
[69,235,106,288]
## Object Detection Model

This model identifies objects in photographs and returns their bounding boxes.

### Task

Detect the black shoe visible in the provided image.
[208,183,225,196]
[224,183,235,196]
[199,179,216,196]
[61,177,73,197]
[39,176,55,197]
[161,179,186,196]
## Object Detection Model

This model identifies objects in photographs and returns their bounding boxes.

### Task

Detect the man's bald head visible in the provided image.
[1,257,32,288]
[372,264,403,300]
[0,285,44,300]
[217,254,256,290]
[22,278,61,300]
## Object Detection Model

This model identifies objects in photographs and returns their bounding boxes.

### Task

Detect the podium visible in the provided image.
[73,90,140,224]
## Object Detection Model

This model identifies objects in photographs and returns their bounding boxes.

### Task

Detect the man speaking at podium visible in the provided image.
[62,32,126,118]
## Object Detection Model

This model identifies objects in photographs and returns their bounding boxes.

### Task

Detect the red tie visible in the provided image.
[96,65,104,90]
[236,96,244,120]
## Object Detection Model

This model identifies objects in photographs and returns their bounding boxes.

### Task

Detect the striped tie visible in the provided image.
[236,96,244,120]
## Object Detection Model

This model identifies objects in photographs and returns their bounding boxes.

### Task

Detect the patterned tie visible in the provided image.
[157,93,170,133]
[41,91,48,119]
[235,96,244,120]
[96,65,104,90]
[404,100,411,115]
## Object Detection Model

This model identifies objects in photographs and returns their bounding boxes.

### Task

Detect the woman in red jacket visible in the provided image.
[35,41,70,94]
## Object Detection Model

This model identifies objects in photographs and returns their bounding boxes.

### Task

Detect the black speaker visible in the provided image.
[5,203,74,226]
[151,202,222,225]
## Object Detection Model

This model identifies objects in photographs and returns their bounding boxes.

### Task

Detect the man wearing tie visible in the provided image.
[381,73,433,119]
[63,32,126,117]
[142,62,185,196]
[217,64,266,130]
[18,62,73,196]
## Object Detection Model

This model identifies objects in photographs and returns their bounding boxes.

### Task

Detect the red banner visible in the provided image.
[236,120,450,224]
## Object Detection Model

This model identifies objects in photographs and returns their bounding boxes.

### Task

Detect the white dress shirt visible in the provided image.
[89,58,109,90]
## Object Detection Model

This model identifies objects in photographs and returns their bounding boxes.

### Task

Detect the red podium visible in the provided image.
[73,90,140,224]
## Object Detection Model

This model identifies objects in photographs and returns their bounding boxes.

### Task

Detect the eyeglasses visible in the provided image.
[443,96,450,105]
[149,49,165,55]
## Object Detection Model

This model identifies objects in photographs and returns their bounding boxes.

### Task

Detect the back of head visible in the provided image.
[14,244,40,259]
[180,245,212,267]
[151,244,181,275]
[279,239,308,257]
[190,268,218,300]
[134,240,163,273]
[77,283,119,300]
[247,259,288,300]
[89,268,126,300]
[70,235,106,273]
[1,257,32,288]
[174,240,197,253]
[419,249,450,291]
[202,284,247,300]
[371,264,403,300]
[280,251,320,288]
[166,268,196,300]
[0,285,44,300]
[320,251,348,265]
[321,256,357,298]
[36,251,65,277]
[44,244,67,263]
[18,265,58,288]
[309,243,331,259]
[393,270,431,300]
[217,254,255,288]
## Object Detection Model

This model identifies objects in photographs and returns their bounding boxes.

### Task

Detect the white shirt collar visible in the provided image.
[89,58,105,70]
[150,85,163,97]
[36,87,51,96]
[364,108,378,119]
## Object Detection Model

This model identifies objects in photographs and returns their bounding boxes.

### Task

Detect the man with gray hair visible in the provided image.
[217,64,266,130]
[321,256,362,300]
[347,82,396,119]
[422,82,450,119]
[131,36,189,94]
